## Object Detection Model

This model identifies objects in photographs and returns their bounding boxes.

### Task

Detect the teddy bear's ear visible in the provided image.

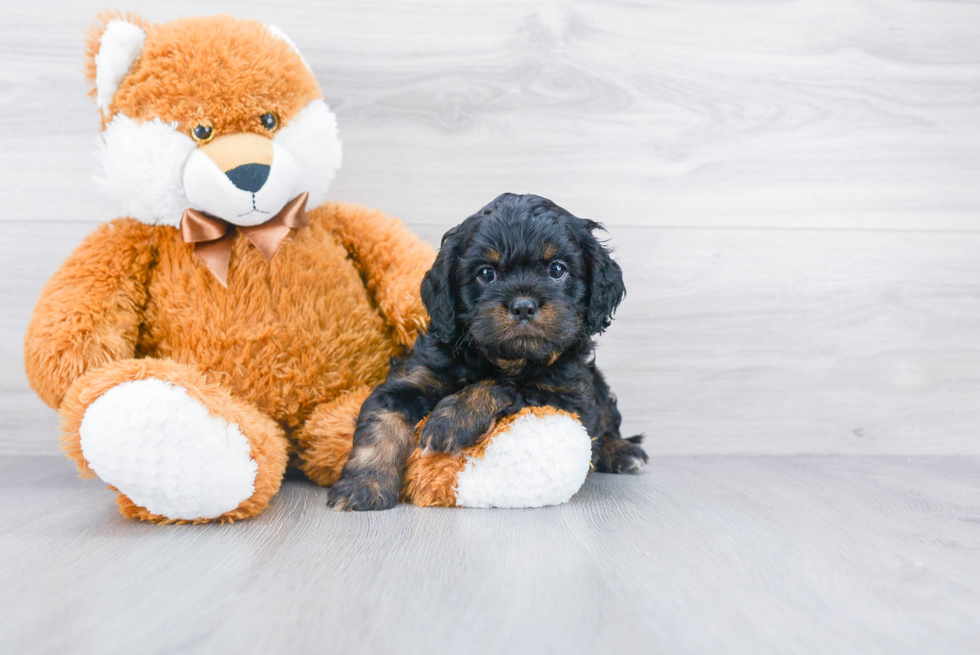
[85,11,149,116]
[264,24,312,72]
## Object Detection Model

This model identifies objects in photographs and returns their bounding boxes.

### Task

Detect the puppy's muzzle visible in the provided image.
[509,296,538,322]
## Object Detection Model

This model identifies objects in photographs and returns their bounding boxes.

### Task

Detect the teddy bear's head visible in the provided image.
[86,12,342,227]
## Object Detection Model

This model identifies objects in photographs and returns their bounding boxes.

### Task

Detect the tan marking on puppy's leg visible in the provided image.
[346,409,414,472]
[421,380,510,452]
[334,408,417,509]
[391,365,442,394]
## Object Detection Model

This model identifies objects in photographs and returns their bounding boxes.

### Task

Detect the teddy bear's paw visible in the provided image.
[454,411,592,508]
[78,379,258,521]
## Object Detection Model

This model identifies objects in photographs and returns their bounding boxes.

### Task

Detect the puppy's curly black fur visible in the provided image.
[328,193,647,511]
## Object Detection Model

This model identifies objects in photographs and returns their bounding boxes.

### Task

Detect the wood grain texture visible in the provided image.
[1,0,979,229]
[2,0,980,456]
[1,455,978,654]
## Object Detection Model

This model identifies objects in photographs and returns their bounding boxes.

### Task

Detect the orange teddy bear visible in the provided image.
[25,12,595,522]
[23,12,438,523]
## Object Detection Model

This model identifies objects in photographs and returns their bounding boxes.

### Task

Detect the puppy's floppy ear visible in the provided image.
[421,226,463,343]
[578,219,626,335]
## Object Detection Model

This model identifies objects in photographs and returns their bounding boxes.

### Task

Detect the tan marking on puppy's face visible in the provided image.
[534,304,562,333]
[479,304,568,355]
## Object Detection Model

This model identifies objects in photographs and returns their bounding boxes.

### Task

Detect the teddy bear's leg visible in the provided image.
[60,359,288,524]
[405,407,594,509]
[292,386,373,486]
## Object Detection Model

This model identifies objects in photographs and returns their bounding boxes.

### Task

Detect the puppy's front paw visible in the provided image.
[592,435,648,474]
[327,475,400,511]
[419,403,483,453]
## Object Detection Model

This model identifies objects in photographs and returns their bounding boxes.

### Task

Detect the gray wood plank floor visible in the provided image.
[1,455,978,655]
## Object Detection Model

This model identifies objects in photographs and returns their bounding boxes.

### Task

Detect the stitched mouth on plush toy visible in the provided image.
[237,193,273,218]
[238,208,272,218]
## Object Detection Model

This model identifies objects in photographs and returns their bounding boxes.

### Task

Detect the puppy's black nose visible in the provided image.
[509,297,538,321]
[225,163,271,193]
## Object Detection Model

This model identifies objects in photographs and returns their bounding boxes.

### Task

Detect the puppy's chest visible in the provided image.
[455,362,591,403]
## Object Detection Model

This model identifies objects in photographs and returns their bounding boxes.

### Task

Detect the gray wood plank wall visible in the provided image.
[2,0,979,456]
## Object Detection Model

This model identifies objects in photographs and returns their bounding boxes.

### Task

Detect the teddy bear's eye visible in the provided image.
[191,125,214,142]
[260,113,279,131]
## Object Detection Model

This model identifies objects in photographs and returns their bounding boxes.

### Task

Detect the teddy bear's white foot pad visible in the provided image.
[79,379,257,520]
[454,412,593,508]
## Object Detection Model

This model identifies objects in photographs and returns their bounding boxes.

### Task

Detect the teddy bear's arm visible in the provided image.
[23,219,156,409]
[324,203,436,348]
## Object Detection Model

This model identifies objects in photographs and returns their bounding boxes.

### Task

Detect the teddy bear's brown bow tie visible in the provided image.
[180,192,309,287]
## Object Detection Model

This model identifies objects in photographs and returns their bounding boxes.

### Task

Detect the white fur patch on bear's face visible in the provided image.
[96,99,341,227]
[95,19,146,116]
[96,114,197,227]
[274,99,343,209]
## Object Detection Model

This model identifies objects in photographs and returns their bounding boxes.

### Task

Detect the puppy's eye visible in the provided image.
[260,113,279,131]
[477,266,496,284]
[191,125,214,143]
[549,261,568,280]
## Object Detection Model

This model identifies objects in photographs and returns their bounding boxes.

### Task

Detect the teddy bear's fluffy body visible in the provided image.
[23,12,435,522]
[26,201,434,522]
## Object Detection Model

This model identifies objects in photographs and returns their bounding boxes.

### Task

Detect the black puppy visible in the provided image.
[328,193,647,511]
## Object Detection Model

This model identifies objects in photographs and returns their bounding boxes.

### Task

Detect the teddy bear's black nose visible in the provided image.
[225,163,270,193]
